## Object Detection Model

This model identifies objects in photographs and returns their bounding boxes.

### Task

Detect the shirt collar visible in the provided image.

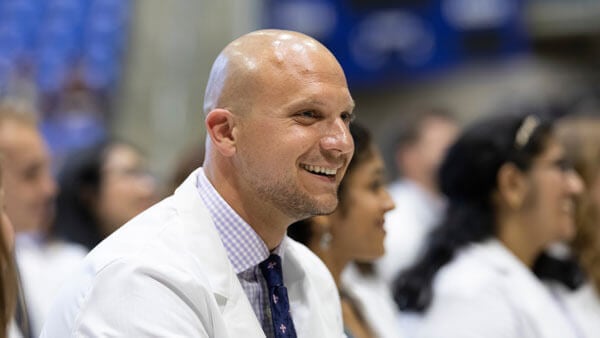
[195,168,287,273]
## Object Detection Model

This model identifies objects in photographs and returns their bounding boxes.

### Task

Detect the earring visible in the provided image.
[319,231,332,250]
[510,195,523,210]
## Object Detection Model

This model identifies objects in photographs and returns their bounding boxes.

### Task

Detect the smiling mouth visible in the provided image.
[300,164,337,177]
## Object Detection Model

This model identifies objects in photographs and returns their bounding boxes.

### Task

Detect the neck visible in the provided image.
[497,218,543,267]
[311,244,350,288]
[204,162,289,251]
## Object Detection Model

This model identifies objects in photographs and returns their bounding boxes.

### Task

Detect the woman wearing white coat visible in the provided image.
[393,113,584,338]
[288,122,399,338]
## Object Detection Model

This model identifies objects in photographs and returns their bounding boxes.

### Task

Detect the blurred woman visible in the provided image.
[393,114,583,337]
[553,116,600,337]
[0,162,19,338]
[53,141,157,250]
[288,122,398,338]
[166,141,205,196]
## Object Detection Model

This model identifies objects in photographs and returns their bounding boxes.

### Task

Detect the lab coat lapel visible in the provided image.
[173,169,266,337]
[480,241,577,338]
[283,243,333,337]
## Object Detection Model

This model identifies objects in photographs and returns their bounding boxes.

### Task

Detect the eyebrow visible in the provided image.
[295,98,355,112]
[347,99,356,112]
[370,167,386,176]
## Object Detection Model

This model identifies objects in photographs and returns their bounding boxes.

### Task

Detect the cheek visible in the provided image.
[340,201,384,255]
[590,176,600,210]
[98,182,129,213]
[238,130,280,167]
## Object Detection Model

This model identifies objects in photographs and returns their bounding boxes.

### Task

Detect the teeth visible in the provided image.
[302,164,337,176]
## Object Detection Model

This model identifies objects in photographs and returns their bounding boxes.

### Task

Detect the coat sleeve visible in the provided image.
[62,258,215,337]
[414,284,523,338]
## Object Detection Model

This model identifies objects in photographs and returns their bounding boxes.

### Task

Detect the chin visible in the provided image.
[557,223,576,241]
[314,196,339,214]
[362,251,384,261]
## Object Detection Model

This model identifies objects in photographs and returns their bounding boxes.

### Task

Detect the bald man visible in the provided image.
[41,30,354,337]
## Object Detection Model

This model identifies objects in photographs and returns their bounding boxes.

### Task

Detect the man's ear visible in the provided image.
[205,109,237,157]
[497,162,528,210]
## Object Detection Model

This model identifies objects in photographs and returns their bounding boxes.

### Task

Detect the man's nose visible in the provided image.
[320,119,354,155]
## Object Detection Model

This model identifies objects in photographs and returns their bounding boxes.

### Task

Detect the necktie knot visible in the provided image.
[259,254,284,287]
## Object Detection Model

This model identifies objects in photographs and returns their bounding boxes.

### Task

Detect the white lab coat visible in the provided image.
[15,234,87,336]
[8,318,23,338]
[409,240,579,338]
[548,282,600,338]
[341,264,403,338]
[41,169,344,337]
[377,180,444,286]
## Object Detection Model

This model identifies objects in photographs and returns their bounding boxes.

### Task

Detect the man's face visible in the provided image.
[233,52,355,220]
[416,117,459,179]
[0,121,57,234]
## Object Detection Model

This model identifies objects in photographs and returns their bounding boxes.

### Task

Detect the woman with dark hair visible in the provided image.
[393,114,584,337]
[54,141,158,250]
[288,122,398,338]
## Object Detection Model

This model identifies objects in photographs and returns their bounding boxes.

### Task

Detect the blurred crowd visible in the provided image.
[1,91,600,338]
[1,1,600,337]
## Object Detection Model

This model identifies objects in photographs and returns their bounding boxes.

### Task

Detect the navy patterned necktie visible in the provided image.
[259,254,297,338]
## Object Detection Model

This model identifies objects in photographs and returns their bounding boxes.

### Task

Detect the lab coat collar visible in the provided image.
[173,168,239,300]
[173,169,268,336]
[172,169,316,337]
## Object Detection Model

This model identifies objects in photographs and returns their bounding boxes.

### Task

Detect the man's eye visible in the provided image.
[299,111,317,118]
[341,112,355,124]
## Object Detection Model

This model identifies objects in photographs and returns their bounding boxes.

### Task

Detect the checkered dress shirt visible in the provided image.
[195,169,286,337]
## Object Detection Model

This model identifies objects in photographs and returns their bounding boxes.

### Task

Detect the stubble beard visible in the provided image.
[254,176,339,221]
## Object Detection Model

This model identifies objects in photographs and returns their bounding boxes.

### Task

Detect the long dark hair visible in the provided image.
[392,113,553,312]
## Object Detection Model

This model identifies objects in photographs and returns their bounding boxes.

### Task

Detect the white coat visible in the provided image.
[41,170,344,337]
[410,240,579,338]
[549,282,600,338]
[15,235,87,336]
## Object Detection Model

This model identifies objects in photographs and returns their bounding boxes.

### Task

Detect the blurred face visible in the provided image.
[332,148,395,261]
[95,144,157,236]
[522,139,583,244]
[418,117,459,178]
[590,171,600,213]
[0,121,57,234]
[234,44,355,220]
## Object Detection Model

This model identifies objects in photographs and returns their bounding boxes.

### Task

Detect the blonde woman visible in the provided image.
[0,161,18,338]
[554,116,600,337]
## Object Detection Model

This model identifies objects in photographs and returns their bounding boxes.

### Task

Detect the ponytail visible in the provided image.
[393,200,494,312]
